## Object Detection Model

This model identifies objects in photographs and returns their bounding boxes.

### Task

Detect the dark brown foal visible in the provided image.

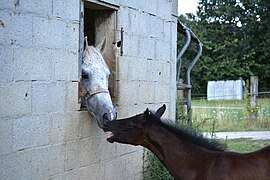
[105,105,270,180]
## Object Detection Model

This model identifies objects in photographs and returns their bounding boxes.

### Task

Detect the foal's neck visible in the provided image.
[144,123,214,179]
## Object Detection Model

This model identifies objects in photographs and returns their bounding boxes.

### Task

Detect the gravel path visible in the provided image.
[204,131,270,140]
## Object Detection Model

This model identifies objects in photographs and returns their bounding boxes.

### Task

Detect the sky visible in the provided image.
[178,0,199,15]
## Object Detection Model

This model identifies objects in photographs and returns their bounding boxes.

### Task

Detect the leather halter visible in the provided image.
[79,82,109,98]
[80,88,109,98]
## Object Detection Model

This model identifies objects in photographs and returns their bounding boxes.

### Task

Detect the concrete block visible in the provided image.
[11,13,33,47]
[146,59,162,82]
[13,47,52,81]
[32,82,65,114]
[154,18,166,40]
[52,50,79,81]
[62,50,79,81]
[127,8,140,35]
[170,21,178,61]
[66,22,80,51]
[33,17,67,49]
[65,82,80,112]
[117,56,130,81]
[137,12,150,38]
[122,33,139,57]
[63,0,80,21]
[164,20,172,42]
[118,80,138,105]
[117,7,128,31]
[101,146,143,179]
[0,150,28,179]
[101,0,120,7]
[65,138,95,171]
[0,10,13,45]
[13,115,50,151]
[155,82,170,103]
[65,137,120,170]
[78,112,105,139]
[172,0,178,16]
[52,0,80,21]
[15,0,53,17]
[74,163,102,180]
[138,37,155,59]
[0,0,14,10]
[137,81,155,104]
[127,57,140,81]
[119,0,140,10]
[102,155,127,180]
[156,0,172,20]
[135,58,148,81]
[139,0,157,16]
[0,45,13,83]
[161,61,172,84]
[0,118,13,156]
[115,103,139,118]
[0,82,31,118]
[50,112,97,144]
[50,113,67,144]
[26,144,65,177]
[156,40,171,61]
[125,150,144,177]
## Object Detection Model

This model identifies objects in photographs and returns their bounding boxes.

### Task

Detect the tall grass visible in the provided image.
[191,98,270,131]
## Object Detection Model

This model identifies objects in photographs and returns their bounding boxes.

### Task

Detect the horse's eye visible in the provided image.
[82,73,89,79]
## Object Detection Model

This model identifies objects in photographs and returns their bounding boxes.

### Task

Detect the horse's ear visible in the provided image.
[155,104,166,118]
[96,38,106,54]
[84,36,89,48]
[144,108,151,116]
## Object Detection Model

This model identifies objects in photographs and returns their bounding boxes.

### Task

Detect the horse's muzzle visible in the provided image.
[103,109,117,126]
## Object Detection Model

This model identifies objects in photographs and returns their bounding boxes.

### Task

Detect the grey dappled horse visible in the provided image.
[81,37,117,128]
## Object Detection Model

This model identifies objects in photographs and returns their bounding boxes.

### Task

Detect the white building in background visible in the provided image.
[207,80,244,100]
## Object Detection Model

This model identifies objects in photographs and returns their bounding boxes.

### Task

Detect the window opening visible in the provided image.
[79,1,118,110]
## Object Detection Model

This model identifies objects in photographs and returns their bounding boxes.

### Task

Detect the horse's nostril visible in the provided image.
[103,113,109,122]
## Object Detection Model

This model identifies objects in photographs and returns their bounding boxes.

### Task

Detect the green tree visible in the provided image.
[178,0,270,94]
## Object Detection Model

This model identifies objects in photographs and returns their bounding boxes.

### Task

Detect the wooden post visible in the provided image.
[250,76,258,120]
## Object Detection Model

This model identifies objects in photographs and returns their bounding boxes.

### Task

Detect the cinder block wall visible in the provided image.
[115,0,178,119]
[0,0,177,179]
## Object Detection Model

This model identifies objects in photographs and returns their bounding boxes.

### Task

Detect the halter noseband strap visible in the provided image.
[80,88,109,98]
[87,88,109,97]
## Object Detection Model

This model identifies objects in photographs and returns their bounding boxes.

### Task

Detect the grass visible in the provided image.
[186,98,270,132]
[223,138,270,153]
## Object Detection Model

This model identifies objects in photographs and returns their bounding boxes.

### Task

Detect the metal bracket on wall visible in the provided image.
[120,27,124,56]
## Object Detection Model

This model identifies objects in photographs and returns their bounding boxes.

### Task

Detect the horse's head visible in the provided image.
[82,37,117,129]
[105,105,166,145]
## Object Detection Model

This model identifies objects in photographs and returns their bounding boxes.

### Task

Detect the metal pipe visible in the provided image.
[176,29,191,84]
[187,42,203,86]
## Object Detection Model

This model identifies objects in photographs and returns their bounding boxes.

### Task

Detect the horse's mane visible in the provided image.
[149,112,226,152]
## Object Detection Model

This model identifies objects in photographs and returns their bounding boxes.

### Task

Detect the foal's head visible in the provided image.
[82,37,117,129]
[105,105,166,145]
